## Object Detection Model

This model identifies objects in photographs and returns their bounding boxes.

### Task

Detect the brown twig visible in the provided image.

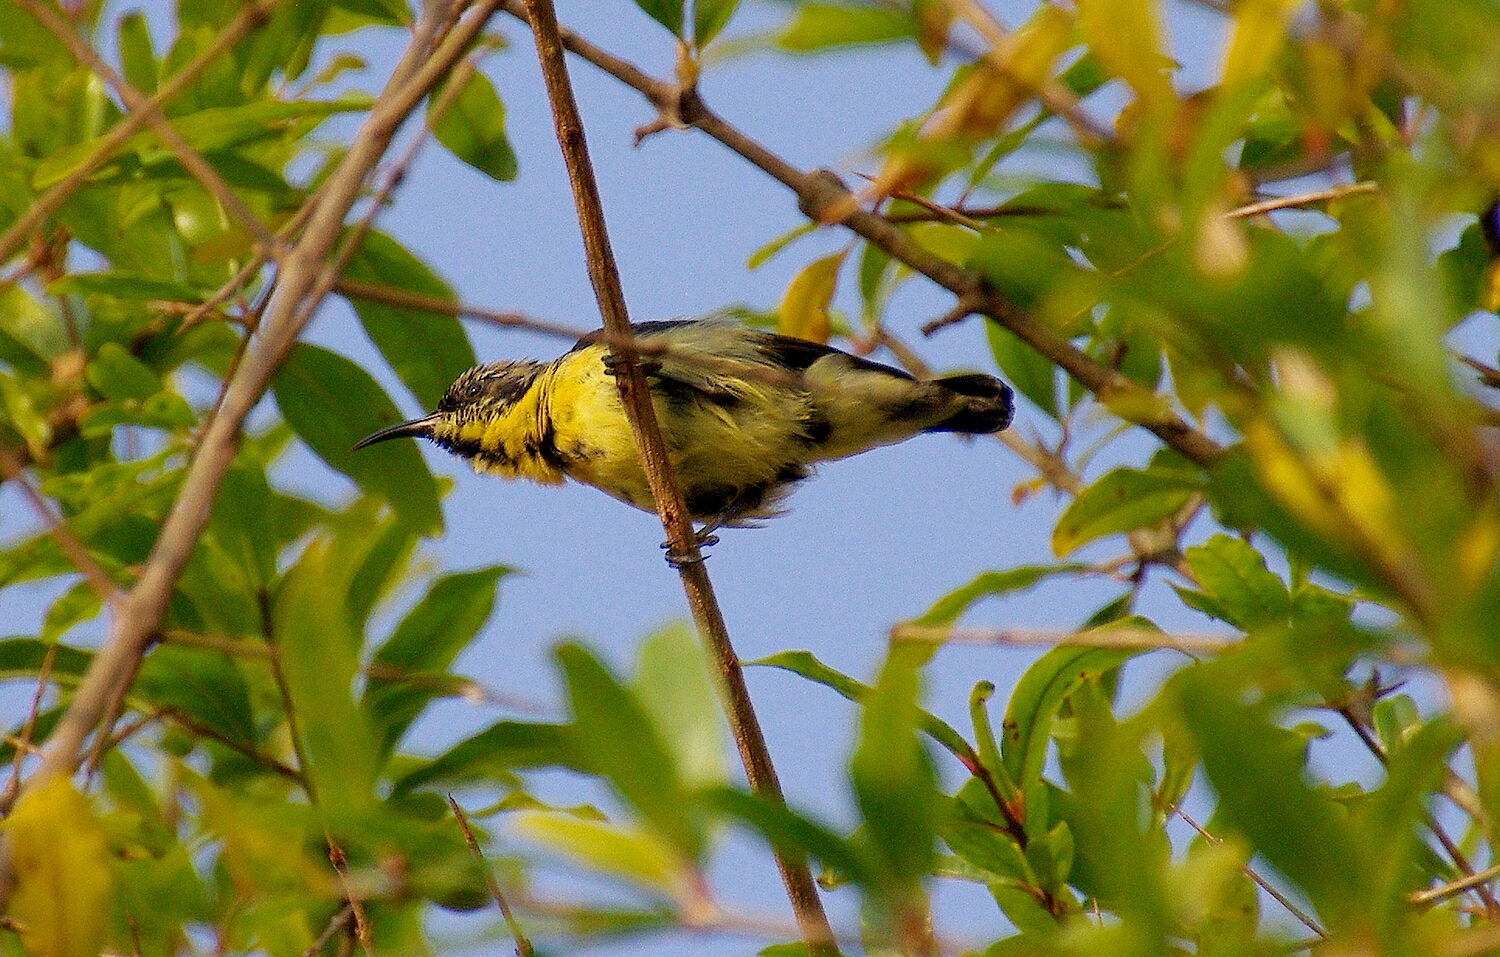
[447,794,535,957]
[0,446,117,604]
[1411,863,1500,908]
[496,2,1223,469]
[159,709,303,784]
[0,0,281,267]
[301,904,356,957]
[0,645,56,817]
[1459,354,1500,392]
[332,277,591,341]
[515,0,837,952]
[891,624,1236,654]
[1225,182,1379,219]
[326,842,373,957]
[1174,805,1327,939]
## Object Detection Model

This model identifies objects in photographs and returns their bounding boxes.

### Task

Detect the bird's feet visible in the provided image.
[660,529,720,568]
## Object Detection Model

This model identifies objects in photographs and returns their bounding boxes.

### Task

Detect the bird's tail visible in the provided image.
[925,373,1015,435]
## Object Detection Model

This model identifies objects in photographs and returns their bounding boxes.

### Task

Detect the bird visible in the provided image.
[356,319,1014,555]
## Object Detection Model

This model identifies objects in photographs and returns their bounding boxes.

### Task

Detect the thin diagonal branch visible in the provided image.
[1174,806,1327,939]
[448,794,535,957]
[0,446,117,604]
[0,645,56,817]
[515,1,837,951]
[0,0,281,266]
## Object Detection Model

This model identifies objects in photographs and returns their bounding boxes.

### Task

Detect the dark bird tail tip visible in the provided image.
[933,373,1015,435]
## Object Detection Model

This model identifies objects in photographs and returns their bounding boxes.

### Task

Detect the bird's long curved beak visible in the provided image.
[354,413,441,450]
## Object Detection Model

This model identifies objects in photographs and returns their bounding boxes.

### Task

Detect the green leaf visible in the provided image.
[939,793,1032,883]
[556,643,700,858]
[746,221,819,271]
[50,272,203,303]
[700,785,870,884]
[40,581,102,643]
[1052,460,1204,557]
[986,319,1059,419]
[274,539,379,809]
[913,564,1090,626]
[0,638,92,681]
[430,71,518,183]
[514,813,692,895]
[1002,642,1139,789]
[0,286,68,374]
[117,12,158,96]
[748,650,976,766]
[776,3,917,52]
[364,566,510,759]
[851,643,938,889]
[1180,534,1291,630]
[340,230,475,409]
[632,0,685,36]
[134,643,256,750]
[85,342,162,402]
[208,464,279,590]
[393,720,579,794]
[693,0,741,47]
[242,0,333,88]
[633,624,727,790]
[271,343,443,535]
[343,501,422,628]
[33,95,373,189]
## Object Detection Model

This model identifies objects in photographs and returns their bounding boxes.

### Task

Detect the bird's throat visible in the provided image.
[431,380,566,486]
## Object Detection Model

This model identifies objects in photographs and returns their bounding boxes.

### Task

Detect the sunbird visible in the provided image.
[356,319,1014,545]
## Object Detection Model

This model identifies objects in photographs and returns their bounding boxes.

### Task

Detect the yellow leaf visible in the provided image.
[513,812,695,900]
[1221,0,1301,88]
[1076,0,1174,109]
[871,5,1072,198]
[778,251,846,344]
[5,778,114,957]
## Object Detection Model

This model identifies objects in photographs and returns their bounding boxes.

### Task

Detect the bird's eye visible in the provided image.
[464,379,483,398]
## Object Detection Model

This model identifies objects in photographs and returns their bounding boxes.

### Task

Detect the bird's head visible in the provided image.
[354,361,545,453]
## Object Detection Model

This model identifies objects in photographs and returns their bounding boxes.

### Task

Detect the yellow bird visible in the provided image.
[356,319,1013,544]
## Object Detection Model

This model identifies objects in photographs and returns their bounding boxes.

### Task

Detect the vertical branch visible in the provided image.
[516,1,837,951]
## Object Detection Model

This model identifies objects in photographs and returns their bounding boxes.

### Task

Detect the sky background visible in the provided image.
[0,0,1401,952]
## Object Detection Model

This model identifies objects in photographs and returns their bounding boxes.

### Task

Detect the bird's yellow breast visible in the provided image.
[539,344,819,516]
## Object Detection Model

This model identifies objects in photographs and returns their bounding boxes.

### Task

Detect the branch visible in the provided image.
[1225,182,1379,219]
[515,1,837,951]
[891,624,1237,654]
[332,277,591,341]
[9,0,500,843]
[0,0,281,266]
[0,645,56,817]
[495,2,1223,469]
[1173,805,1327,939]
[0,445,118,604]
[448,794,535,957]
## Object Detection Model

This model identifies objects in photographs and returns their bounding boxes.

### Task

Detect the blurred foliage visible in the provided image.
[1,0,1500,955]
